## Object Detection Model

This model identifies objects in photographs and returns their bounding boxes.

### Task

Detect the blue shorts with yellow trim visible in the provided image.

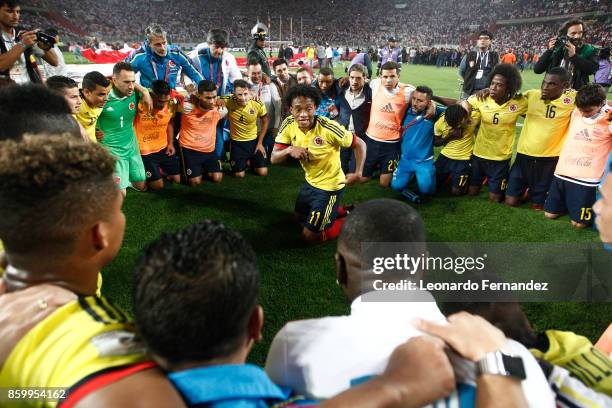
[544,176,597,225]
[506,153,558,205]
[295,183,344,232]
[470,156,510,195]
[435,153,471,192]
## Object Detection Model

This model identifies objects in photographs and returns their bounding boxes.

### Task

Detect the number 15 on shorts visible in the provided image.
[580,207,592,221]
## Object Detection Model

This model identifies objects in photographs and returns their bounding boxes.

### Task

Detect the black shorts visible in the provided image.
[544,176,597,225]
[435,153,471,192]
[179,146,221,178]
[141,149,181,181]
[470,156,510,195]
[295,183,344,232]
[363,136,400,177]
[229,139,267,172]
[506,153,558,205]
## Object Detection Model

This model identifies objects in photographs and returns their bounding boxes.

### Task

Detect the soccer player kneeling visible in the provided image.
[544,84,612,228]
[222,79,269,178]
[134,80,181,190]
[434,105,479,196]
[271,85,366,243]
[178,80,226,186]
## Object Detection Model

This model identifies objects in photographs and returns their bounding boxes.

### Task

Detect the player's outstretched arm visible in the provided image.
[431,95,458,107]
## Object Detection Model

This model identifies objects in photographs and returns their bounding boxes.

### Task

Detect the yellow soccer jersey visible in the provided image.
[468,95,528,161]
[75,98,103,143]
[223,96,267,142]
[0,296,148,407]
[531,330,612,395]
[434,110,480,161]
[517,89,576,157]
[276,115,355,191]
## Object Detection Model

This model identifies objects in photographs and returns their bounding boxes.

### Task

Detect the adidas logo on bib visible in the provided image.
[380,103,394,113]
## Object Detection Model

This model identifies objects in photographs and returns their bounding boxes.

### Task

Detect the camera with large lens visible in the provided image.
[554,35,569,49]
[36,31,57,48]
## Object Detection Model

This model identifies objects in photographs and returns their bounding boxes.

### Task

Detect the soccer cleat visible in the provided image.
[531,203,544,211]
[401,189,422,204]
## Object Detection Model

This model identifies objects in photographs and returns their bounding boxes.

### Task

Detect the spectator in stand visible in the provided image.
[459,30,499,99]
[534,19,599,90]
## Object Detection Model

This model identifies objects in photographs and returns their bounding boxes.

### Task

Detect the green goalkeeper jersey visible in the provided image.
[97,88,140,158]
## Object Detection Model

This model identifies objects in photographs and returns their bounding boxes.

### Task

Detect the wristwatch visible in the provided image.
[476,351,527,380]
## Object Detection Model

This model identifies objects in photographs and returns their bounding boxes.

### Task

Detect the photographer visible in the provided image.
[0,0,58,85]
[534,19,598,90]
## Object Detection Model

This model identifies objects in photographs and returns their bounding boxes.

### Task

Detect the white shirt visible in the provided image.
[325,46,333,58]
[41,45,67,79]
[1,29,44,84]
[265,291,555,407]
[249,81,281,129]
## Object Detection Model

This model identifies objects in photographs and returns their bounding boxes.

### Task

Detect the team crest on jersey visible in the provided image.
[249,108,256,115]
[168,60,176,68]
[314,136,324,146]
[509,104,517,112]
[129,102,135,110]
[562,97,572,105]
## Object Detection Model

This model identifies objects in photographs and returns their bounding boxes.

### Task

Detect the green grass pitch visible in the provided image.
[98,62,610,365]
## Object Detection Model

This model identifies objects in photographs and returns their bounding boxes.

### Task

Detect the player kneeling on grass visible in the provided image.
[390,85,444,203]
[134,80,181,190]
[222,79,269,178]
[178,80,226,186]
[434,104,479,196]
[544,84,612,228]
[271,85,366,243]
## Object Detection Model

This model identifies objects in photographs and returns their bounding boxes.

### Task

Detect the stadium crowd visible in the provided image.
[1,0,612,406]
[19,0,612,51]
